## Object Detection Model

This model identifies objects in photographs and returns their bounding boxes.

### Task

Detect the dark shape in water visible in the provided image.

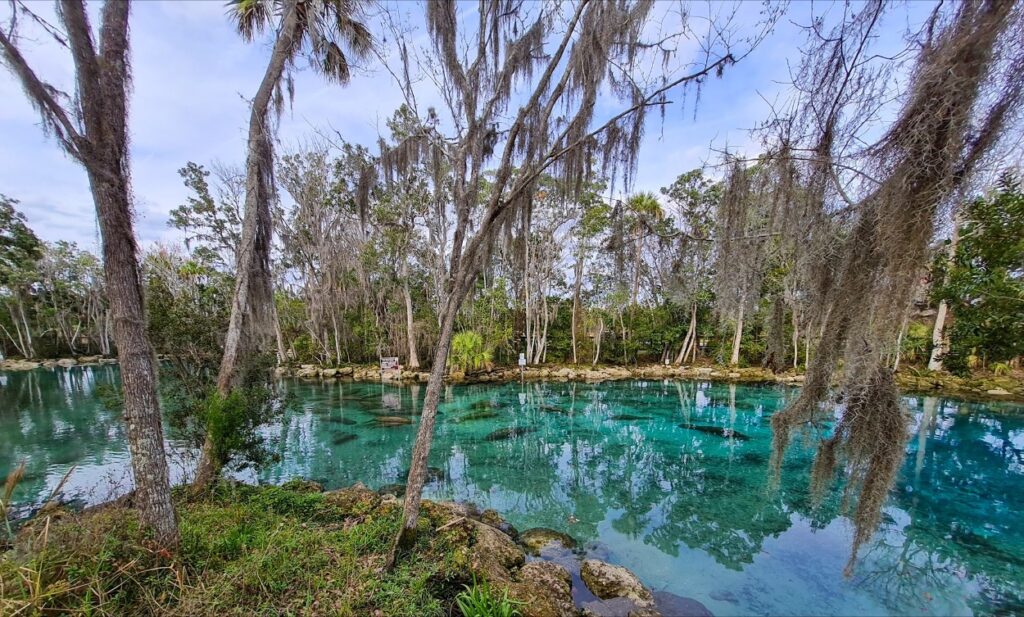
[610,414,652,421]
[457,410,500,422]
[654,591,714,617]
[539,404,569,414]
[325,416,357,425]
[331,432,358,445]
[484,427,537,441]
[377,483,406,497]
[373,416,413,427]
[469,400,495,411]
[679,424,749,441]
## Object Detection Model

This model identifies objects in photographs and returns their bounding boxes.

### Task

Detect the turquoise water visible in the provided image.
[2,367,1023,615]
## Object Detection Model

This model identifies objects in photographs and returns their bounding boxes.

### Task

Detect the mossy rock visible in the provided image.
[504,561,576,617]
[323,482,380,515]
[480,508,519,538]
[280,478,324,493]
[581,559,654,607]
[519,527,577,555]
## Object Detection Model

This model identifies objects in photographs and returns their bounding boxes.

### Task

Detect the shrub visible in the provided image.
[449,332,493,373]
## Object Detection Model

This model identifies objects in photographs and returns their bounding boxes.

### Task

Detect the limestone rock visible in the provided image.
[519,527,577,555]
[581,559,654,607]
[507,561,576,617]
[324,482,380,514]
[321,368,338,378]
[987,388,1011,396]
[56,358,78,368]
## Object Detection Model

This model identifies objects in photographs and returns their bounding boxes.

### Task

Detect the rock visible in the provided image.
[987,388,1011,396]
[324,482,380,514]
[581,597,652,617]
[280,478,324,493]
[727,372,741,378]
[274,367,290,377]
[376,483,406,497]
[321,368,338,378]
[581,560,654,608]
[77,355,102,365]
[695,368,714,375]
[56,358,78,368]
[481,508,519,538]
[484,427,537,441]
[374,415,413,426]
[475,522,525,569]
[337,366,354,376]
[507,561,576,617]
[652,591,713,617]
[555,367,574,378]
[520,527,578,555]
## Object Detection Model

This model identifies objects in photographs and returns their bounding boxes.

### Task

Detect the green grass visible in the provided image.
[455,576,524,617]
[0,482,476,616]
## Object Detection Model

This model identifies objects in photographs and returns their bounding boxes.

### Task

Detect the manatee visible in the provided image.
[325,416,357,425]
[374,415,413,427]
[610,414,652,421]
[484,427,537,441]
[679,424,750,441]
[457,410,500,422]
[331,432,358,445]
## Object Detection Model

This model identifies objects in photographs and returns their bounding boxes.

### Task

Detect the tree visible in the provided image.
[0,196,42,359]
[933,172,1024,374]
[757,0,1024,572]
[196,0,372,486]
[378,0,772,565]
[0,0,178,545]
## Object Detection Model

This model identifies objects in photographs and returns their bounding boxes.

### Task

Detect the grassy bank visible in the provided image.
[1,482,488,616]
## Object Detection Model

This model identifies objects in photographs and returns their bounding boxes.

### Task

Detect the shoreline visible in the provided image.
[3,356,1022,404]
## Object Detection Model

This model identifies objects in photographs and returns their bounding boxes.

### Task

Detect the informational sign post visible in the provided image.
[518,352,527,382]
[380,356,400,380]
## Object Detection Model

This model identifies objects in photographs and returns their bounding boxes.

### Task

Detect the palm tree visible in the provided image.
[195,0,372,487]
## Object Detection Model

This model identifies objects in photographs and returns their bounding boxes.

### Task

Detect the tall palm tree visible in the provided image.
[195,0,372,487]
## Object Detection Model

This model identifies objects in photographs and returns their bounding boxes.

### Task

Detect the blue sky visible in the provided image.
[0,1,931,250]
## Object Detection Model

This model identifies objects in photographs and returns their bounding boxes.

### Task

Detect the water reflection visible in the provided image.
[1,368,1022,615]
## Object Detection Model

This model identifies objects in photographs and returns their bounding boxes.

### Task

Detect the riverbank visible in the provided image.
[4,356,1022,403]
[278,362,1024,404]
[0,481,700,617]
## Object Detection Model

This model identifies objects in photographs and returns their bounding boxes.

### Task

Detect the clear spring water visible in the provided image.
[2,366,1022,616]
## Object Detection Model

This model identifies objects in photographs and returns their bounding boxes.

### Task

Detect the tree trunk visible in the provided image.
[730,304,744,366]
[571,249,585,365]
[402,260,420,369]
[675,302,696,365]
[387,290,462,567]
[593,318,604,366]
[88,169,179,547]
[928,211,961,372]
[197,2,299,488]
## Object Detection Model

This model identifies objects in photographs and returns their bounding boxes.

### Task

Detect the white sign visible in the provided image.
[380,357,400,371]
[518,353,527,368]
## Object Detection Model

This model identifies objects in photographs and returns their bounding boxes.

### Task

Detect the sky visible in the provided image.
[0,1,931,251]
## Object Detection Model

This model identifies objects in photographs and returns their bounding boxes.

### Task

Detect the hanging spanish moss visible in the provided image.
[755,0,1024,574]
